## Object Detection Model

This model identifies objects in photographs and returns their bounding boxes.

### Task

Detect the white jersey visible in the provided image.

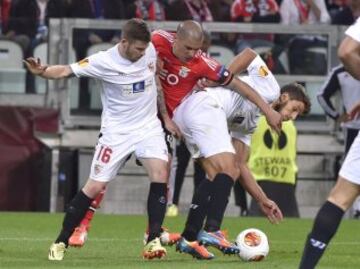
[70,43,159,139]
[205,56,280,145]
[346,18,360,42]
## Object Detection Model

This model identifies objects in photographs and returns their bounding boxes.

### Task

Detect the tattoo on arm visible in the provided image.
[156,76,168,117]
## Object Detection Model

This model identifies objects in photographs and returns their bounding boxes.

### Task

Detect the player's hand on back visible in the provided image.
[23,57,48,76]
[264,109,282,134]
[197,78,220,89]
[258,198,283,224]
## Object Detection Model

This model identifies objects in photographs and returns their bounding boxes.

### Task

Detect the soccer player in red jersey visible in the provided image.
[152,20,281,136]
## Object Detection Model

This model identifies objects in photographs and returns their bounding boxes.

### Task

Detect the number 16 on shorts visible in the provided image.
[96,144,113,164]
[90,143,115,180]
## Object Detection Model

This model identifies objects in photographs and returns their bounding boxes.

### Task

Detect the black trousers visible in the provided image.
[249,181,299,217]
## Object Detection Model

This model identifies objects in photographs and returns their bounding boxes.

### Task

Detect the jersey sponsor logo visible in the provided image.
[77,58,89,67]
[167,74,179,85]
[159,68,179,85]
[259,66,269,77]
[122,80,147,96]
[179,66,190,78]
[133,81,145,93]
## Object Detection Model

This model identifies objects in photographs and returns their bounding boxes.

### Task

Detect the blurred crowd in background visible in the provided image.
[0,0,359,64]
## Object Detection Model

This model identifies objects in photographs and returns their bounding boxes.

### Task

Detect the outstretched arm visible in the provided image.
[233,138,283,224]
[229,77,282,133]
[226,48,282,133]
[24,57,73,79]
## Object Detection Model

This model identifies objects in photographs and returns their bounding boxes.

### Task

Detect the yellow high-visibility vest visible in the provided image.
[248,116,298,185]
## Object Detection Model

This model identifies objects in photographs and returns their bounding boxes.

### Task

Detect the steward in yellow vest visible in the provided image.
[248,116,300,217]
[249,116,297,185]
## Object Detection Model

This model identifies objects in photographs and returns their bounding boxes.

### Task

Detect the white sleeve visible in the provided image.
[70,51,107,79]
[346,18,360,42]
[244,55,280,103]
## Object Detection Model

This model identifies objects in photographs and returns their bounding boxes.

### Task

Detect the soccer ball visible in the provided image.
[235,228,269,262]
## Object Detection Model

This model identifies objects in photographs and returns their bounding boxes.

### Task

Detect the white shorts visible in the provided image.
[339,132,360,185]
[173,91,235,159]
[89,123,168,182]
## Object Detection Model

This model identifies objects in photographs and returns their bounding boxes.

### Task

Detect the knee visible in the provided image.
[150,168,168,183]
[82,180,107,199]
[327,178,360,211]
[327,195,352,211]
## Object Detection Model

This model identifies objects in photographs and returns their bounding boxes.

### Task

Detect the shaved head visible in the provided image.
[176,20,204,43]
[173,20,205,62]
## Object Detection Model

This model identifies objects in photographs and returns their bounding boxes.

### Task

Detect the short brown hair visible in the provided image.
[281,83,311,115]
[122,18,151,43]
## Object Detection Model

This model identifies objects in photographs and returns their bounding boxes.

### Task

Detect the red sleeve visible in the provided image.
[151,30,175,52]
[199,54,233,86]
[151,30,162,50]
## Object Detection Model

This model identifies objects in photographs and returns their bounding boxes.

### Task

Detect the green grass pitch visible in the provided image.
[0,213,359,269]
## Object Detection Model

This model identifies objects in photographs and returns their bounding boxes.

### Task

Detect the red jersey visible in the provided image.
[152,30,232,117]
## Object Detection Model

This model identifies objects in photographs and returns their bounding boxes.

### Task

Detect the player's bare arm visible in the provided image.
[199,48,258,88]
[225,48,282,133]
[229,78,282,134]
[155,75,182,138]
[24,57,74,79]
[338,36,360,80]
[227,48,257,75]
[232,138,283,224]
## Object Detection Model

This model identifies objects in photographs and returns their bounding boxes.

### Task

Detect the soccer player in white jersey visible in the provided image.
[172,48,310,259]
[24,19,170,261]
[299,18,360,269]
